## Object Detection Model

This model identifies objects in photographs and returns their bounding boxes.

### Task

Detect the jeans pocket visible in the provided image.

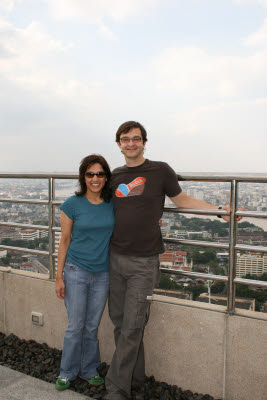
[64,261,77,271]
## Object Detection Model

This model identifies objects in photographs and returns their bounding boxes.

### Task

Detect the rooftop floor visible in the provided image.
[0,365,93,400]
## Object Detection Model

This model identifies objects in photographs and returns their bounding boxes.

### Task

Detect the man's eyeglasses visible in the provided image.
[120,136,142,143]
[85,172,106,178]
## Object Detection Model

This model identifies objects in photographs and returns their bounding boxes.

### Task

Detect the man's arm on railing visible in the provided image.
[55,211,73,300]
[169,191,239,222]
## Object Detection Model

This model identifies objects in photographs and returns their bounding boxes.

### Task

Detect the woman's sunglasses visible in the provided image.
[85,172,106,178]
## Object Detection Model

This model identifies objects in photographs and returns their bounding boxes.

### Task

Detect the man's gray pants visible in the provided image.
[105,251,160,399]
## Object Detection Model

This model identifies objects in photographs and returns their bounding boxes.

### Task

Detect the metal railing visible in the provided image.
[1,172,267,317]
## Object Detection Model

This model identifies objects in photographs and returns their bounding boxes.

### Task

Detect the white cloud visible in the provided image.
[0,17,111,140]
[41,0,165,41]
[148,98,267,173]
[97,22,118,40]
[43,0,165,22]
[233,0,267,6]
[0,0,26,12]
[153,46,267,100]
[0,17,73,89]
[0,0,15,12]
[244,18,267,47]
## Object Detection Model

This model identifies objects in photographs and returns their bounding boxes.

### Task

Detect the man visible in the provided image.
[105,121,231,400]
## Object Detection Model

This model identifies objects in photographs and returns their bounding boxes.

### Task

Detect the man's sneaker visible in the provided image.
[88,375,104,386]
[56,376,70,390]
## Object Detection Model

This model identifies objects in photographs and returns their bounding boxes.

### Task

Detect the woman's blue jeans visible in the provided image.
[60,261,109,380]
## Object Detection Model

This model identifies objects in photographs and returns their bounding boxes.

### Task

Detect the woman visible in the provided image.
[55,154,115,390]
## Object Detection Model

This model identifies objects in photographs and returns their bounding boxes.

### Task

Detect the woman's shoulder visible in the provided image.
[60,195,83,209]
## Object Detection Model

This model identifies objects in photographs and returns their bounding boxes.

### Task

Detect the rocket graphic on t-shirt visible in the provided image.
[115,177,146,197]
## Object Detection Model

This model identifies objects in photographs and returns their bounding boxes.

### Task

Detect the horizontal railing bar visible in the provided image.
[164,208,228,216]
[176,173,267,182]
[0,173,78,179]
[0,198,48,205]
[235,210,267,218]
[163,237,229,250]
[52,227,61,232]
[234,277,267,288]
[161,268,267,289]
[164,210,267,218]
[160,268,228,282]
[0,244,48,256]
[235,244,267,253]
[52,201,62,206]
[0,221,49,231]
[0,198,63,206]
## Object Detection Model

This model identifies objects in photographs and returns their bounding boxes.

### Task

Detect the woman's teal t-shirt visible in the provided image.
[60,195,115,273]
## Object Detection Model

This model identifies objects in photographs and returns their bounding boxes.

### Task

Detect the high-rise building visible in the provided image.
[236,253,267,277]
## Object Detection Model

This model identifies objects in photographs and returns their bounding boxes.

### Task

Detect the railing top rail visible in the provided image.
[0,173,78,179]
[176,172,267,182]
[1,172,267,182]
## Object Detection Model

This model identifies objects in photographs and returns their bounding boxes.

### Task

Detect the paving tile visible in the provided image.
[0,366,91,400]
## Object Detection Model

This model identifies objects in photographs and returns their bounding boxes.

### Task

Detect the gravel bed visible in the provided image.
[0,332,222,400]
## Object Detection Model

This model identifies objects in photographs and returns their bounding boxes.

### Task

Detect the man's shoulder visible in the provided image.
[111,160,175,176]
[111,165,127,175]
[148,160,171,168]
[146,160,176,175]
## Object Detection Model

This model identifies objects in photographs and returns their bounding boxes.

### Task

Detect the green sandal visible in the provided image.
[56,376,70,390]
[79,374,104,385]
[88,375,104,385]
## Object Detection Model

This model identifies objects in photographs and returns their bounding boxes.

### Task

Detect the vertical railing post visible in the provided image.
[227,180,238,313]
[48,177,55,279]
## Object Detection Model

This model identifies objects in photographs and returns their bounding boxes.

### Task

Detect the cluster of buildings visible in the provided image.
[179,181,267,212]
[160,251,192,271]
[0,226,48,241]
[159,247,267,278]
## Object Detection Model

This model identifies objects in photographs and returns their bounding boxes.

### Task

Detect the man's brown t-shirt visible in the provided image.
[110,159,182,256]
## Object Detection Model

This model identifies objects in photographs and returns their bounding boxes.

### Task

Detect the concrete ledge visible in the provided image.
[0,365,91,400]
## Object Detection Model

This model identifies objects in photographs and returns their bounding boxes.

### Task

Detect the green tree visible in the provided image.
[159,275,181,290]
[184,285,207,300]
[211,282,226,294]
[2,255,11,265]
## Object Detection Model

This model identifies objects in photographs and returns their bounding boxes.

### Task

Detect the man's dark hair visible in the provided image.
[115,121,148,143]
[75,154,112,202]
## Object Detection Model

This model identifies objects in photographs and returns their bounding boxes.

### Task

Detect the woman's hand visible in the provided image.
[55,277,65,300]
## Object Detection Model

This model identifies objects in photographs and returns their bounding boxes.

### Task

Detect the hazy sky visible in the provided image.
[0,0,267,173]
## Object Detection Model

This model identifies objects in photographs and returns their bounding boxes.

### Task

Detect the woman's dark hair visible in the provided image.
[75,154,112,202]
[115,121,147,143]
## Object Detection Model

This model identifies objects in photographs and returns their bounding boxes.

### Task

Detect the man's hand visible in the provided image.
[159,219,162,227]
[55,277,65,300]
[221,206,247,222]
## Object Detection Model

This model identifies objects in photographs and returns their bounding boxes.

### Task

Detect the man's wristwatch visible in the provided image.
[217,206,223,218]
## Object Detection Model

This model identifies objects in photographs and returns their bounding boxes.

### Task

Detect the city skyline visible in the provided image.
[0,0,267,173]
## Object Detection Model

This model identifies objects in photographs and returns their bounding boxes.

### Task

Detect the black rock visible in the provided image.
[0,331,218,400]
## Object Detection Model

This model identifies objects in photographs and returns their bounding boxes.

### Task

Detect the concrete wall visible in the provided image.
[0,269,67,348]
[0,270,266,400]
[0,271,4,332]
